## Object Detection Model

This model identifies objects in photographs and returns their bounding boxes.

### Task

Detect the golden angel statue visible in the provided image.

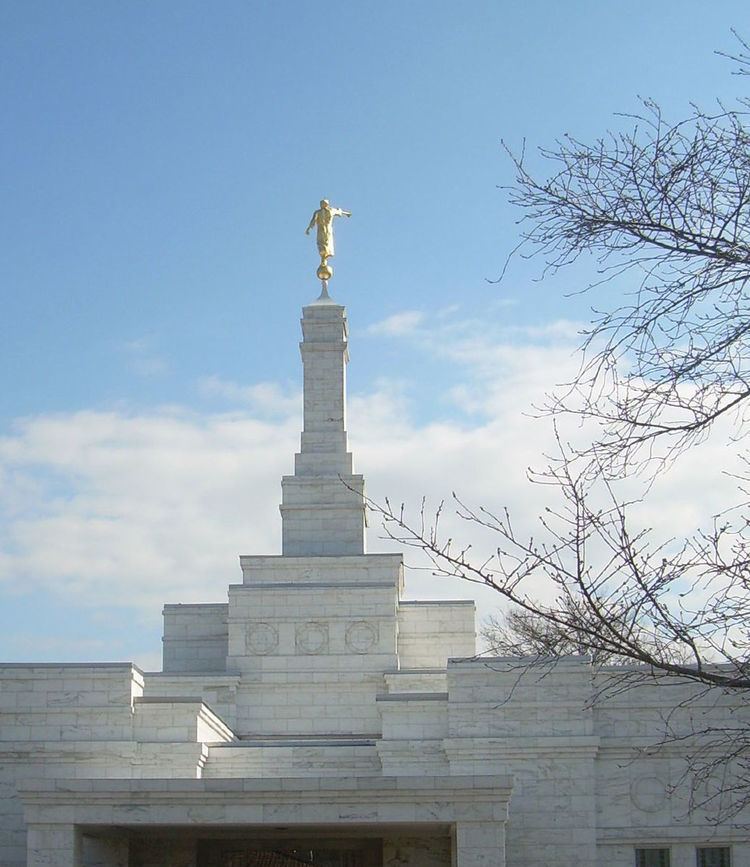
[305,199,351,283]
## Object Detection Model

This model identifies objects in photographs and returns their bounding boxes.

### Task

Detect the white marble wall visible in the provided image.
[3,622,749,866]
[3,299,748,867]
[397,601,476,668]
[162,604,228,674]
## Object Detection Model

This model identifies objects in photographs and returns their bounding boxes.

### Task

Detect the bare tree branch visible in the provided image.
[374,34,750,820]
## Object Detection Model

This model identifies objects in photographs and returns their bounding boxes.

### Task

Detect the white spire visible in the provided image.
[279,299,366,556]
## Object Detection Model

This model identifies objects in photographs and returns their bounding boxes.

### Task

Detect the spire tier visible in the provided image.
[279,299,366,556]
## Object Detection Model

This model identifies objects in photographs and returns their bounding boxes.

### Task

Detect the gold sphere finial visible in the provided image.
[316,261,333,281]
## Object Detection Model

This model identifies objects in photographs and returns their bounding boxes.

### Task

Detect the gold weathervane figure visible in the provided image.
[305,199,351,293]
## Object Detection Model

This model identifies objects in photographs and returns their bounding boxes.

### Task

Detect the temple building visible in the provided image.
[0,287,747,867]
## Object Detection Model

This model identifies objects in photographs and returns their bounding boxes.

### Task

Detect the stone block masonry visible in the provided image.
[280,300,366,556]
[2,291,748,866]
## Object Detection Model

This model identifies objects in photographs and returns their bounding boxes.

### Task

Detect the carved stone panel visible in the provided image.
[296,621,329,655]
[246,622,279,655]
[630,775,667,812]
[345,620,378,654]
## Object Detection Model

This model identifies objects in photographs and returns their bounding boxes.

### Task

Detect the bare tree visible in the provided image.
[377,455,750,691]
[481,607,617,664]
[372,34,750,819]
[501,69,750,477]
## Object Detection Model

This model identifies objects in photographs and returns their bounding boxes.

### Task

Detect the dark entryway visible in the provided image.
[196,838,382,867]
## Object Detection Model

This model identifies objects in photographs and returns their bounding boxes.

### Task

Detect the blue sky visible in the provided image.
[1,2,748,666]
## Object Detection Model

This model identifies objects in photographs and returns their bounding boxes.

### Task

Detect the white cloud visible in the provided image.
[366,310,425,336]
[121,336,169,377]
[1,315,744,664]
[487,297,519,310]
[198,376,301,416]
[504,319,582,341]
[0,409,299,613]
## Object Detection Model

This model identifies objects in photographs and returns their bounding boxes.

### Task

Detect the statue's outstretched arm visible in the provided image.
[331,208,352,218]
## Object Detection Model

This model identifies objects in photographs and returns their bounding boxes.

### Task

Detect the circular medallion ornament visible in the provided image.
[345,620,378,654]
[630,775,667,812]
[296,622,329,655]
[246,622,278,655]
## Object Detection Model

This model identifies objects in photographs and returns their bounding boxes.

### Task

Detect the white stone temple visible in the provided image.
[1,290,747,867]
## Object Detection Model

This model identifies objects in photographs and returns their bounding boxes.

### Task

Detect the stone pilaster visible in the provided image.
[26,823,81,866]
[453,821,506,866]
[280,298,366,556]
